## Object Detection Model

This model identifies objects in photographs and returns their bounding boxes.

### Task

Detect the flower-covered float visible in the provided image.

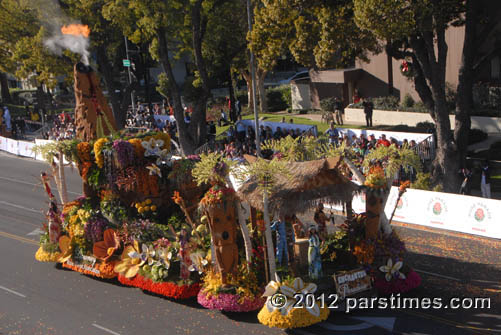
[33,130,211,298]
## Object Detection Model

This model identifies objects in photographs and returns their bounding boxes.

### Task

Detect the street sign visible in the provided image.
[123,59,131,67]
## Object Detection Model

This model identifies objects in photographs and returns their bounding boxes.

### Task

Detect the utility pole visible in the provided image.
[246,0,261,157]
[124,36,136,115]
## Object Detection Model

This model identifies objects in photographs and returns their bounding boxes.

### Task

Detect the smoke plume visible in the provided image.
[44,34,90,65]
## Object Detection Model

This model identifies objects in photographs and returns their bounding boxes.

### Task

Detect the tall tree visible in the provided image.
[354,0,465,192]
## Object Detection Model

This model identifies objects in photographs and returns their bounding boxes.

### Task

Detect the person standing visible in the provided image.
[313,203,330,240]
[334,98,344,125]
[324,122,339,146]
[3,106,11,133]
[459,167,472,195]
[480,160,491,198]
[362,98,374,127]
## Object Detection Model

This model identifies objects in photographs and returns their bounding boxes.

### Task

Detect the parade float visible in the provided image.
[32,58,423,328]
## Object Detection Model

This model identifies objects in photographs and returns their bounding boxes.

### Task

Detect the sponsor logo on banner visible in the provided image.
[427,197,447,225]
[468,203,491,233]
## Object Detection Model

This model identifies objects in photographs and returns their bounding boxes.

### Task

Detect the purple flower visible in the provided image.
[113,140,134,167]
[84,217,108,242]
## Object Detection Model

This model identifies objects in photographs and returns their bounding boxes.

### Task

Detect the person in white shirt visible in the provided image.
[3,106,11,131]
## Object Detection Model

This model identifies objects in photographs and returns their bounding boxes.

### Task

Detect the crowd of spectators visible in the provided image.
[43,112,75,141]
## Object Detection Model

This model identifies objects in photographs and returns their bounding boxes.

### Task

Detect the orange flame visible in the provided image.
[61,24,90,38]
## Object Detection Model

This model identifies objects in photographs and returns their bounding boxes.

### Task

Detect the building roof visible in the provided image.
[310,68,364,84]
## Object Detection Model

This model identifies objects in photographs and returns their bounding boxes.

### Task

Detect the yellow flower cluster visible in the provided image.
[202,267,260,303]
[257,304,330,329]
[35,247,61,262]
[94,138,108,168]
[77,209,91,223]
[134,199,157,214]
[69,214,79,226]
[144,133,171,152]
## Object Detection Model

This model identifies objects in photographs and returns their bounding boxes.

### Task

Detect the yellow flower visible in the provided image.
[143,206,150,212]
[77,209,91,223]
[114,240,144,278]
[69,214,79,225]
[138,207,144,214]
[135,203,140,209]
[58,235,74,263]
[150,205,157,212]
[35,247,61,262]
[145,199,152,205]
[94,138,108,168]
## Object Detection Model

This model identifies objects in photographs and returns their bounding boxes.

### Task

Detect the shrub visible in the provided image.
[416,121,435,131]
[235,90,248,106]
[266,85,291,112]
[411,172,432,190]
[372,96,400,110]
[320,97,336,112]
[401,94,415,108]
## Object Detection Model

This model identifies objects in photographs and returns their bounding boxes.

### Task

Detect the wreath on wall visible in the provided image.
[400,61,415,78]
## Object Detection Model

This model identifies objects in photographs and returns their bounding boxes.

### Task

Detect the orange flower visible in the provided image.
[399,180,411,192]
[93,229,121,262]
[172,191,182,205]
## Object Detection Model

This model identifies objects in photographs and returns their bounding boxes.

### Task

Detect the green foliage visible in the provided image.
[362,145,422,181]
[266,85,291,112]
[320,230,349,262]
[411,172,432,191]
[262,135,320,162]
[235,157,291,195]
[320,97,336,112]
[372,96,400,110]
[192,152,235,186]
[401,94,415,108]
[32,140,79,165]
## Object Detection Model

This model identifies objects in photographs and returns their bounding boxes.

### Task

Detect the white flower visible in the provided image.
[140,244,156,266]
[379,258,406,282]
[142,138,164,157]
[146,164,162,177]
[262,276,320,317]
[188,252,208,274]
[156,248,172,269]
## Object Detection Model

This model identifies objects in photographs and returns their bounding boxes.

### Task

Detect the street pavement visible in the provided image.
[0,151,499,335]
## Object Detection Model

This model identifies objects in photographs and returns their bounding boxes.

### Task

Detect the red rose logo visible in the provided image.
[433,202,442,215]
[474,208,485,222]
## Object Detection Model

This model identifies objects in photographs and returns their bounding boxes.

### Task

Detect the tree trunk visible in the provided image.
[241,70,254,112]
[237,203,252,267]
[0,72,12,103]
[228,69,236,122]
[454,0,476,169]
[263,193,276,280]
[96,47,126,129]
[410,25,460,192]
[256,69,267,113]
[157,29,195,155]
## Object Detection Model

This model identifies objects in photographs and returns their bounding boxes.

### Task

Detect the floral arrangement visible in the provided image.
[364,165,387,189]
[128,138,145,158]
[62,259,118,279]
[198,266,265,312]
[199,184,236,207]
[35,246,61,262]
[400,60,415,78]
[118,275,200,299]
[352,240,375,265]
[258,276,329,329]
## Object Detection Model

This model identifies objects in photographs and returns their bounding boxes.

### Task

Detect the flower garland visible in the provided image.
[94,138,108,169]
[197,291,264,312]
[199,185,236,207]
[35,246,61,262]
[118,275,200,299]
[62,260,118,279]
[353,241,375,265]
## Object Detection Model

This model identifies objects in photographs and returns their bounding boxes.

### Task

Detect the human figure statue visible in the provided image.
[178,228,192,280]
[271,219,288,266]
[74,63,117,141]
[308,225,322,280]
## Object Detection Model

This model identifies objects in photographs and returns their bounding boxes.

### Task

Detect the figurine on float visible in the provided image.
[308,225,322,280]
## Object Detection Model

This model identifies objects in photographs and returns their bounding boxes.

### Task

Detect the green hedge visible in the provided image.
[266,85,291,112]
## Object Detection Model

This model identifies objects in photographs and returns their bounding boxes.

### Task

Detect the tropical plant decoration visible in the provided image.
[192,152,235,186]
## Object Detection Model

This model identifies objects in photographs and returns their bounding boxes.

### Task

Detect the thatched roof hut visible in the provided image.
[236,155,360,217]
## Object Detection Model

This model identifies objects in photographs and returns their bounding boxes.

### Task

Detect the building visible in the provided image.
[292,18,501,110]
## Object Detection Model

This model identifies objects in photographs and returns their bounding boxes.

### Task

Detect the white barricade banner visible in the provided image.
[154,115,176,126]
[18,140,36,158]
[6,138,18,155]
[336,128,431,144]
[327,186,501,239]
[239,119,318,137]
[0,136,6,151]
